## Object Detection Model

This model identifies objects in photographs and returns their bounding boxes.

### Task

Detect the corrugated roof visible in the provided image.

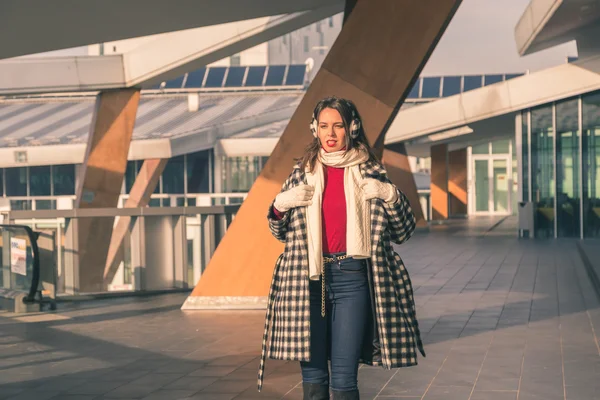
[0,92,302,148]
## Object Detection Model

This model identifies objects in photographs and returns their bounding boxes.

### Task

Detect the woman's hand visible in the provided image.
[274,184,315,212]
[361,179,398,203]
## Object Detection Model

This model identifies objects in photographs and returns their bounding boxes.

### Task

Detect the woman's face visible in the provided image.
[317,107,347,153]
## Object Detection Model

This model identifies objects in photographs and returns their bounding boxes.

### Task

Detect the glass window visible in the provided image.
[522,111,529,202]
[224,66,246,87]
[442,76,461,97]
[185,68,206,88]
[472,143,489,155]
[53,164,76,195]
[556,99,580,238]
[245,66,266,86]
[204,67,227,88]
[506,73,524,81]
[421,77,441,98]
[0,169,3,196]
[484,75,503,86]
[5,167,27,196]
[29,166,51,196]
[124,161,140,194]
[492,139,510,154]
[162,76,184,89]
[265,65,286,86]
[304,36,309,52]
[285,65,306,85]
[162,156,185,194]
[475,160,489,212]
[407,79,420,99]
[463,75,482,92]
[329,17,334,28]
[531,106,555,238]
[222,156,260,193]
[582,92,600,238]
[187,150,210,193]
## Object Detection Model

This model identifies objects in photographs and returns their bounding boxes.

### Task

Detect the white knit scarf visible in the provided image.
[305,147,371,281]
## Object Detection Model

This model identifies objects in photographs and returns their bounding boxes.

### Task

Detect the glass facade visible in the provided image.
[530,106,554,238]
[522,111,529,202]
[519,90,600,238]
[582,93,600,238]
[555,99,580,237]
[221,156,268,193]
[162,156,185,194]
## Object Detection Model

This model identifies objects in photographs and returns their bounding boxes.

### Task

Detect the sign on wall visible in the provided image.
[10,237,27,276]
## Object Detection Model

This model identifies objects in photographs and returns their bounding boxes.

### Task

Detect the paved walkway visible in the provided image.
[0,221,599,399]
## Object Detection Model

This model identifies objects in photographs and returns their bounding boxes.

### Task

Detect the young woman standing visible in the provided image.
[258,97,425,399]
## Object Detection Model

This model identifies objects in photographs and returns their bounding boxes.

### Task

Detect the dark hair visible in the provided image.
[299,96,378,173]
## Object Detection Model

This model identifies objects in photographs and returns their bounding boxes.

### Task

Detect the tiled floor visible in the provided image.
[0,220,599,399]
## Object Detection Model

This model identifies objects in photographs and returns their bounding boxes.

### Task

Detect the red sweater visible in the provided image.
[273,166,346,253]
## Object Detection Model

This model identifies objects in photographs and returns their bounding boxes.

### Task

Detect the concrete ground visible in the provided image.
[0,217,598,399]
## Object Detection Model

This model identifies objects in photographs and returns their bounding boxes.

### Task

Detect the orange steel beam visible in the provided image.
[104,158,168,286]
[382,143,427,228]
[431,143,449,220]
[75,89,140,293]
[190,0,462,299]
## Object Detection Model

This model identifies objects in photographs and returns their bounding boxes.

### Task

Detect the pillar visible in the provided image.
[185,0,462,306]
[431,143,449,220]
[75,89,140,292]
[104,158,167,286]
[448,148,467,216]
[382,143,427,227]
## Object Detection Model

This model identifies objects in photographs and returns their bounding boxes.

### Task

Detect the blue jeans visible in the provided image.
[301,254,371,392]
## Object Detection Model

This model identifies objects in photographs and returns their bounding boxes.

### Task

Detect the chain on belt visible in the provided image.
[320,255,351,318]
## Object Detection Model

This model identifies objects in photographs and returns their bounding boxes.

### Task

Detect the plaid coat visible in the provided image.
[258,159,425,391]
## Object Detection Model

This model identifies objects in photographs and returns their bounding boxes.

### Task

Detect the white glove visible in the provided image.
[274,184,315,212]
[361,179,398,203]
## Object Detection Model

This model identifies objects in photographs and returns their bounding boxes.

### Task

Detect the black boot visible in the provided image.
[331,389,359,400]
[302,382,329,400]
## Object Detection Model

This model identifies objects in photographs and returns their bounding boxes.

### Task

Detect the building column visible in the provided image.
[75,89,140,293]
[382,143,427,227]
[185,0,462,306]
[449,148,467,216]
[104,158,167,286]
[431,144,449,220]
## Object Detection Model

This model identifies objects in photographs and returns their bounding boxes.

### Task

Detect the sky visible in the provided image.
[421,0,577,75]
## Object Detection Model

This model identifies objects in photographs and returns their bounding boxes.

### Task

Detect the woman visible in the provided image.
[258,97,425,400]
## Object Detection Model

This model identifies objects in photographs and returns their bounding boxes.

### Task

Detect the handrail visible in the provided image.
[0,224,40,304]
[5,204,241,220]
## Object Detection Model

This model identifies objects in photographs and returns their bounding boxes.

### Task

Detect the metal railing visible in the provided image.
[4,205,240,297]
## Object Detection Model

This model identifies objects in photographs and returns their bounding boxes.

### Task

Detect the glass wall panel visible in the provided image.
[522,111,529,202]
[475,160,489,212]
[492,139,510,154]
[421,77,441,98]
[472,143,489,155]
[29,166,51,196]
[187,150,211,193]
[222,156,261,193]
[52,164,76,195]
[442,76,461,97]
[463,75,482,92]
[493,159,509,212]
[5,167,27,196]
[162,156,185,194]
[555,99,580,237]
[530,106,554,238]
[582,92,600,238]
[124,161,140,194]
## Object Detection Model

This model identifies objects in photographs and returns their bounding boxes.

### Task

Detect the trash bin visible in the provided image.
[518,202,534,238]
